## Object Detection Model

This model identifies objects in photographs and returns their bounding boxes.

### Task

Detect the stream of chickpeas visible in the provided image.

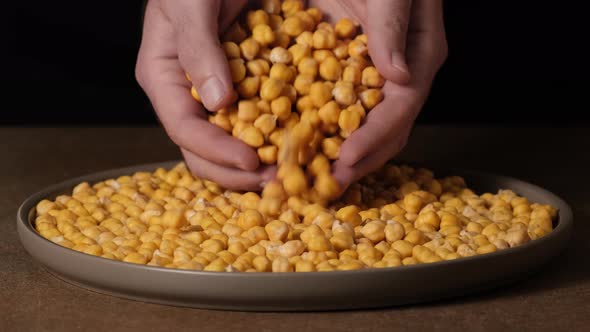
[34,0,556,273]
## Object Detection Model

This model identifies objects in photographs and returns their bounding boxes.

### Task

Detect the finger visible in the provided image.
[338,81,419,166]
[146,70,260,171]
[367,0,412,84]
[136,3,259,171]
[332,125,411,189]
[182,148,277,191]
[164,0,237,111]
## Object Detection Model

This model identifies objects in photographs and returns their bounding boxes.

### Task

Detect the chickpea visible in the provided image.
[313,50,334,63]
[333,40,349,60]
[270,96,292,121]
[319,56,342,81]
[321,136,343,160]
[260,77,285,101]
[358,88,384,110]
[269,47,293,64]
[239,38,261,61]
[254,113,277,135]
[282,0,304,17]
[269,14,284,30]
[294,74,315,95]
[313,28,337,49]
[246,59,270,76]
[306,7,322,23]
[237,100,260,122]
[295,31,314,47]
[310,82,333,108]
[237,76,261,98]
[297,57,319,78]
[282,16,305,37]
[348,39,368,57]
[333,81,357,106]
[247,10,270,31]
[318,100,342,126]
[252,24,275,47]
[238,126,265,148]
[288,44,311,66]
[222,41,241,59]
[362,66,385,88]
[314,172,340,201]
[338,108,362,138]
[269,63,295,83]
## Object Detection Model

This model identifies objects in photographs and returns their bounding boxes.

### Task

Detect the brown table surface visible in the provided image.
[1,126,589,331]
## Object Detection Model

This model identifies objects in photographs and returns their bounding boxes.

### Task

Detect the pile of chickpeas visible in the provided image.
[189,0,384,202]
[34,0,557,272]
[34,162,557,272]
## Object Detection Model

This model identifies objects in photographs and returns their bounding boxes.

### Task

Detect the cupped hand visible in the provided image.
[135,0,275,191]
[309,0,448,189]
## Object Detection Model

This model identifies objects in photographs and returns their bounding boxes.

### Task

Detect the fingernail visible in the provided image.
[391,51,409,73]
[199,76,225,110]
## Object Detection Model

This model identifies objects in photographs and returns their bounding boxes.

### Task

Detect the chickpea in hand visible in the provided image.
[309,0,448,190]
[135,0,275,191]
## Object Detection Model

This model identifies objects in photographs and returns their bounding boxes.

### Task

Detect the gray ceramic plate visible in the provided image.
[17,161,573,311]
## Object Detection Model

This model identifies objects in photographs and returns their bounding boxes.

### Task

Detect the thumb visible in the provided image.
[166,0,237,111]
[367,0,412,84]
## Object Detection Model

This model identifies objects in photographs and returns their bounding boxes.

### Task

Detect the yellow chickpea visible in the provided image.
[282,15,305,37]
[283,166,308,196]
[254,113,277,136]
[282,0,304,16]
[260,77,285,101]
[341,67,361,88]
[189,86,202,104]
[269,46,293,64]
[252,24,275,47]
[362,66,385,88]
[306,7,322,23]
[358,88,384,110]
[310,82,333,108]
[293,74,315,96]
[297,57,319,78]
[222,41,241,59]
[348,39,368,57]
[268,13,284,30]
[313,28,337,49]
[238,126,265,148]
[338,107,362,138]
[321,136,343,160]
[332,81,357,106]
[335,18,357,39]
[313,50,334,63]
[295,31,314,47]
[317,100,342,126]
[319,56,342,81]
[270,96,292,121]
[247,9,270,31]
[237,100,260,122]
[288,44,312,66]
[246,59,270,76]
[270,63,294,82]
[237,76,261,98]
[239,38,261,61]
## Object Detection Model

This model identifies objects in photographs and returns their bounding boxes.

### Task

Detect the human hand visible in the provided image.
[135,0,275,191]
[308,0,448,189]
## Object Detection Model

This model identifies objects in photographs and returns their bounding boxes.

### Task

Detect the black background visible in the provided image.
[7,1,588,125]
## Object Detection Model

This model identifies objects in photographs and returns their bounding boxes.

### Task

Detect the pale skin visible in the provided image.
[135,0,447,191]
